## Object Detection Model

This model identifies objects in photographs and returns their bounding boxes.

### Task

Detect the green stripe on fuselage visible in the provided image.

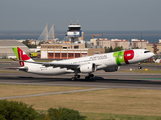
[113,51,125,65]
[12,47,19,60]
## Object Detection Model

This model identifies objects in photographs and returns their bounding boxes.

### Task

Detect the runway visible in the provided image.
[0,72,161,90]
[0,61,161,90]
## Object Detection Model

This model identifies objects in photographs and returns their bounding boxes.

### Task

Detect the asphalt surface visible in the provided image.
[0,61,161,90]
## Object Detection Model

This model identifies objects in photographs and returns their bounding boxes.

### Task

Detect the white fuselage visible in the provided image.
[25,49,154,75]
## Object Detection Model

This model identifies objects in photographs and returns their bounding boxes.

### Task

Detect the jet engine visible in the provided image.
[103,66,119,72]
[79,63,96,73]
[18,66,28,72]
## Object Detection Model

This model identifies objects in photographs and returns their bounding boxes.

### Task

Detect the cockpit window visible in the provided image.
[144,51,150,53]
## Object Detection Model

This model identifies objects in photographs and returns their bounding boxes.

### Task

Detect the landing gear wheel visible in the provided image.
[85,73,94,80]
[76,75,80,79]
[85,76,90,80]
[138,66,142,70]
[89,74,94,78]
[71,77,77,81]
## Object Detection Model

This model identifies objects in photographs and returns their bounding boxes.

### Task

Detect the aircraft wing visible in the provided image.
[40,62,80,69]
[10,58,81,70]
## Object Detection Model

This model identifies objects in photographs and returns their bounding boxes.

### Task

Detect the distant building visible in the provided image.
[91,38,130,49]
[63,41,71,44]
[16,39,26,43]
[111,39,130,49]
[0,40,30,58]
[159,39,161,43]
[131,39,148,49]
[29,46,41,52]
[40,43,104,59]
[28,39,40,45]
[78,32,84,41]
[90,38,98,46]
[96,38,111,48]
[85,41,93,48]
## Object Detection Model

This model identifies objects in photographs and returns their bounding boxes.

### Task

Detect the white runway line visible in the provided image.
[0,88,107,100]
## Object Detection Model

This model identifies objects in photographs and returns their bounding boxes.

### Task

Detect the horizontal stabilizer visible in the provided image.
[5,66,28,72]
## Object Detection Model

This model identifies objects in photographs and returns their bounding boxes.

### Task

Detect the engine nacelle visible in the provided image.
[103,66,119,72]
[79,63,96,73]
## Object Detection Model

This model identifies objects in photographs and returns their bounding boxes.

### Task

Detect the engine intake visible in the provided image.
[79,63,96,73]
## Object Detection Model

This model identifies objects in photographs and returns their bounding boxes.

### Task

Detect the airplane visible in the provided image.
[11,47,154,80]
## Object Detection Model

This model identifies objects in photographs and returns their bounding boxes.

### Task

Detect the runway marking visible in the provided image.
[0,88,107,100]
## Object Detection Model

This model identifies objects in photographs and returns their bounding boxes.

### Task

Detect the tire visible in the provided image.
[85,76,90,80]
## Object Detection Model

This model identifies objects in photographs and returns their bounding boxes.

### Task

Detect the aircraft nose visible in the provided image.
[151,52,155,56]
[149,52,155,57]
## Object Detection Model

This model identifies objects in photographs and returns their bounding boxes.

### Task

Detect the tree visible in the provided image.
[0,100,39,120]
[0,100,86,120]
[45,107,86,120]
[39,41,44,46]
[104,46,109,53]
[109,46,113,52]
[22,39,30,46]
[105,46,124,53]
[113,46,123,52]
[22,40,37,48]
[85,42,88,48]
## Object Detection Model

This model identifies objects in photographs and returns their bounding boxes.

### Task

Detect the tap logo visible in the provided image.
[12,47,30,67]
[113,50,134,65]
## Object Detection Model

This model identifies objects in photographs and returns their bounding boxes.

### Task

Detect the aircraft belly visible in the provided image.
[29,67,73,75]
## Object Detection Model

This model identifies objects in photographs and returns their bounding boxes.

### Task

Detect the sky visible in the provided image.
[0,0,161,31]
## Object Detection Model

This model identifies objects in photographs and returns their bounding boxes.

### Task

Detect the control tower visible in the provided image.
[66,23,82,43]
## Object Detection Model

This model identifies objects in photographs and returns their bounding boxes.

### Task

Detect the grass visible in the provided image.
[7,88,161,117]
[0,70,24,73]
[1,84,161,119]
[0,84,89,97]
[81,113,161,120]
[142,63,161,65]
[0,59,13,61]
[122,69,161,73]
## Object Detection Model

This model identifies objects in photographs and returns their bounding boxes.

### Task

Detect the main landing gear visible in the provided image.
[85,73,94,80]
[71,75,80,81]
[71,73,94,81]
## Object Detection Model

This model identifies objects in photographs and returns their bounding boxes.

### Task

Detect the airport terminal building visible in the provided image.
[0,40,30,59]
[40,43,104,59]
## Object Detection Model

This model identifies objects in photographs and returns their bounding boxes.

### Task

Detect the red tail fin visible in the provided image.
[12,47,31,67]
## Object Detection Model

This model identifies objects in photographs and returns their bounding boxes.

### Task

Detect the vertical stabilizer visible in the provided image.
[12,47,34,67]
